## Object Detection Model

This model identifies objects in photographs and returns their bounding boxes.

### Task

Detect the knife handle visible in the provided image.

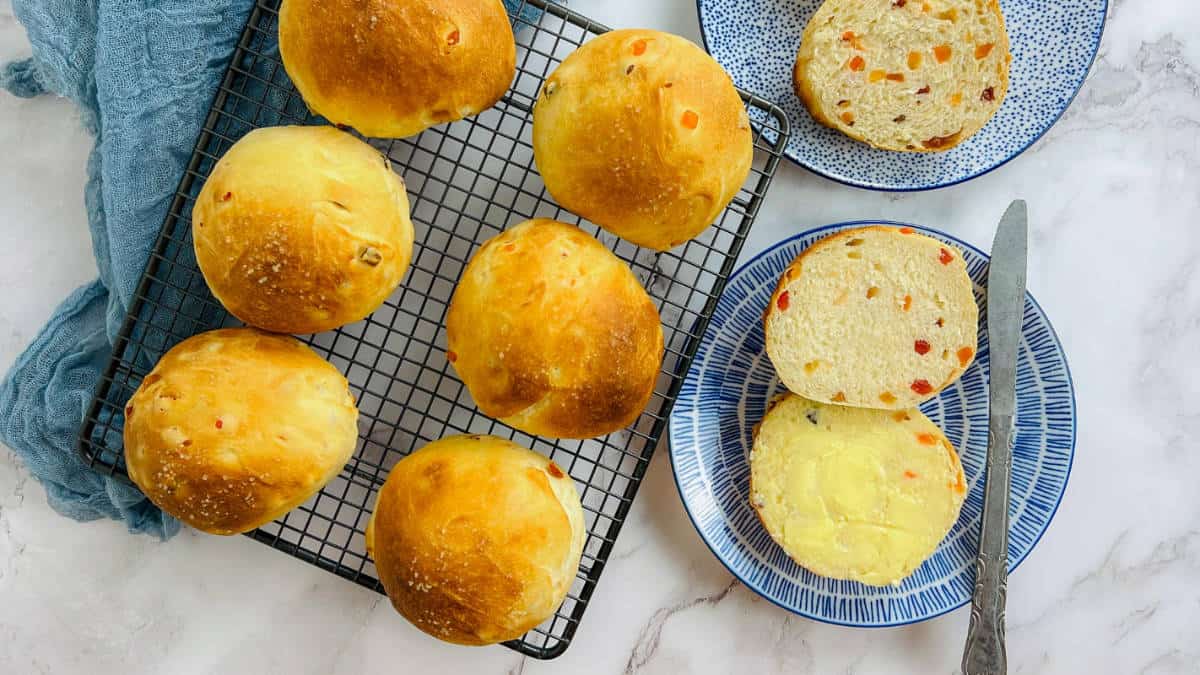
[962,421,1013,675]
[962,552,1007,674]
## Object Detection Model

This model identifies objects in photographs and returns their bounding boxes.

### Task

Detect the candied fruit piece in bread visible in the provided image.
[750,394,967,586]
[793,0,1011,152]
[764,226,978,409]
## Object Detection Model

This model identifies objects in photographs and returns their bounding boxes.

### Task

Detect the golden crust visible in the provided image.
[532,29,754,251]
[366,435,585,645]
[445,219,664,439]
[794,0,1011,152]
[279,0,516,138]
[123,329,359,535]
[192,126,414,335]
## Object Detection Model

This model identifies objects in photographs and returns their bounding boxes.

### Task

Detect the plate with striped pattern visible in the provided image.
[668,221,1075,626]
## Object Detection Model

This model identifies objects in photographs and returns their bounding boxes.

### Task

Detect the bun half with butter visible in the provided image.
[366,435,585,645]
[750,394,966,586]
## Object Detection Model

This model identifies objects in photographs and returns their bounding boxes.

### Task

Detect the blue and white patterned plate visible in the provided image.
[669,222,1076,626]
[697,0,1107,191]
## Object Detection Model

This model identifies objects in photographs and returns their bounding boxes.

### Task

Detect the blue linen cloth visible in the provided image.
[0,0,541,539]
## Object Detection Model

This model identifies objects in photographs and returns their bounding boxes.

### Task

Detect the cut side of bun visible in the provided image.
[750,393,967,586]
[794,0,1011,152]
[764,226,978,409]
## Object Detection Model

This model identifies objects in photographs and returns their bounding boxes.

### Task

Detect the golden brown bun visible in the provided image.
[445,219,664,438]
[532,29,754,251]
[366,435,585,645]
[123,329,359,535]
[279,0,517,138]
[192,126,414,334]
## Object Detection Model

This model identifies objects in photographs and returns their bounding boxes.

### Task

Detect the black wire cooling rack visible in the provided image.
[76,0,788,659]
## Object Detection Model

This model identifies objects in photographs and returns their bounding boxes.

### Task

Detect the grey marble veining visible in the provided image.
[1,1,1198,673]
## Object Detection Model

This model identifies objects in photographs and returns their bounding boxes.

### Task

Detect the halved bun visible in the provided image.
[764,226,978,409]
[794,0,1010,152]
[750,393,966,586]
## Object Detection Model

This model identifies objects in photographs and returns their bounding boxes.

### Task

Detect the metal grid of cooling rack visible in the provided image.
[76,0,789,659]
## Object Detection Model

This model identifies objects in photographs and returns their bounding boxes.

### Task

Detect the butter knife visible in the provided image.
[962,200,1028,675]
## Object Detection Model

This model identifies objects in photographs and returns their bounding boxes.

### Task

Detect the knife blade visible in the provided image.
[962,200,1028,675]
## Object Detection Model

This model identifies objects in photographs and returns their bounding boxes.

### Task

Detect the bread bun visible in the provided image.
[765,226,977,409]
[192,126,413,334]
[279,0,516,138]
[446,219,663,438]
[750,394,966,586]
[794,0,1010,152]
[124,329,359,535]
[532,29,753,251]
[366,435,584,645]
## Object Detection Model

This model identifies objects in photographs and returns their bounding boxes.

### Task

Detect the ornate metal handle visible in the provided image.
[962,421,1013,675]
[963,552,1008,674]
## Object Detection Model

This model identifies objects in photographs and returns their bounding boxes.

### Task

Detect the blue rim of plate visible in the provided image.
[695,0,1109,191]
[668,221,1077,627]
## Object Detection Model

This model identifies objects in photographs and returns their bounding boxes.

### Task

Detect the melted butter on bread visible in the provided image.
[750,394,966,586]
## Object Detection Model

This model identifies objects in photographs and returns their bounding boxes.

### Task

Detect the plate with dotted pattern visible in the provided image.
[668,222,1076,626]
[696,0,1107,190]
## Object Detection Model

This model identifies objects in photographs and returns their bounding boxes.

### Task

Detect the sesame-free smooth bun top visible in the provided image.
[123,329,360,535]
[794,0,1010,152]
[366,435,585,645]
[192,125,414,335]
[764,226,978,409]
[278,0,517,138]
[750,394,967,586]
[533,29,754,251]
[446,219,664,439]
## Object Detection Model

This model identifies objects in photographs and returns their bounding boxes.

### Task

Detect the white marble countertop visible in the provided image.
[2,1,1198,673]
